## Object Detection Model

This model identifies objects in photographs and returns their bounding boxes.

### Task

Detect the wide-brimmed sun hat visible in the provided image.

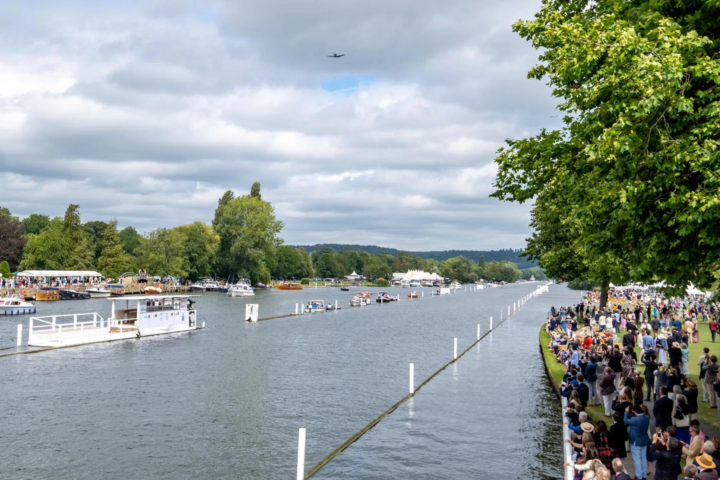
[580,422,594,433]
[697,453,716,470]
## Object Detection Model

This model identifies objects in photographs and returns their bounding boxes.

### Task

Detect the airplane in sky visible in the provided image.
[328,53,345,58]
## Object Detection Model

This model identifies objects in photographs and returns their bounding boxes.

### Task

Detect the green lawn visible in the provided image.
[540,323,720,432]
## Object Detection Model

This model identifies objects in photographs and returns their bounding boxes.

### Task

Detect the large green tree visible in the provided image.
[97,220,134,279]
[21,205,94,270]
[213,193,283,284]
[316,252,341,278]
[493,0,720,295]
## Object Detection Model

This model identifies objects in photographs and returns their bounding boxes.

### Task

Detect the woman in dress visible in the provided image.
[680,343,690,376]
[620,347,634,383]
[672,392,691,444]
[692,318,700,344]
[656,333,668,365]
[593,421,615,470]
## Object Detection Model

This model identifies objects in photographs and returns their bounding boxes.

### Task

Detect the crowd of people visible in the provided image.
[548,288,720,480]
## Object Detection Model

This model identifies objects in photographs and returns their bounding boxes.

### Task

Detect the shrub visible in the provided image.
[376,279,390,287]
[0,260,11,279]
[300,278,310,285]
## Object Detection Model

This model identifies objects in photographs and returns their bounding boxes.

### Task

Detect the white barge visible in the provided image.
[27,295,201,348]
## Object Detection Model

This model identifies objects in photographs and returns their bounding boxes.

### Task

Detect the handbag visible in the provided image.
[673,404,685,420]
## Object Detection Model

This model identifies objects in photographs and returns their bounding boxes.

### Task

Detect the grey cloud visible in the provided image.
[0,0,556,250]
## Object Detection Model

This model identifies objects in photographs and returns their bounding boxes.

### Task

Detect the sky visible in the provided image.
[0,0,560,251]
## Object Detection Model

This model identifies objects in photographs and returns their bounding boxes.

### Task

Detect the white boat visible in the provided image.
[409,280,422,288]
[189,278,220,292]
[28,294,201,347]
[449,281,462,290]
[305,300,325,313]
[350,296,371,307]
[0,295,37,316]
[227,283,255,297]
[86,287,112,298]
[435,287,450,295]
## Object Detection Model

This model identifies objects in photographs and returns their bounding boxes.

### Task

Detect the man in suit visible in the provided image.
[612,458,632,480]
[623,330,636,349]
[653,387,675,433]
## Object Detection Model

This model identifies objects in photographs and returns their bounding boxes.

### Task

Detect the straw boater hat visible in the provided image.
[580,422,593,433]
[696,453,716,470]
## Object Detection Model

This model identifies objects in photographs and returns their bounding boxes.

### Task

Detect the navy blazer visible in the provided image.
[653,396,674,428]
[584,362,598,383]
[624,412,650,446]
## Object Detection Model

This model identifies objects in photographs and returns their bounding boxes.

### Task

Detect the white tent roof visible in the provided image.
[17,270,103,277]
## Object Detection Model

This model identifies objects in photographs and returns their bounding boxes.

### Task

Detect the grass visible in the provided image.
[540,323,720,432]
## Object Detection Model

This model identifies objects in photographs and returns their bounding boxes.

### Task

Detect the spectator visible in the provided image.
[624,404,651,480]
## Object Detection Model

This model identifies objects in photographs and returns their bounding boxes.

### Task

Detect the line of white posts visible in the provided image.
[294,284,552,479]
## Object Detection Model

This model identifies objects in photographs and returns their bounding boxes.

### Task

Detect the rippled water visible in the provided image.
[0,284,578,479]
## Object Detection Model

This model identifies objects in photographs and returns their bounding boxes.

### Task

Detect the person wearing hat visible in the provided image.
[694,453,718,480]
[624,404,651,480]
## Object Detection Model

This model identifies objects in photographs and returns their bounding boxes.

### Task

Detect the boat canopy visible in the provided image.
[16,270,103,277]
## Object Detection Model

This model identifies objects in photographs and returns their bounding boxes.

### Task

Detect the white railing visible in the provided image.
[562,397,575,480]
[28,313,137,346]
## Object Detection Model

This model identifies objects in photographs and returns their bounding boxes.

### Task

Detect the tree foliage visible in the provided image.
[97,220,134,279]
[176,222,219,281]
[0,208,26,270]
[493,0,720,293]
[21,205,94,270]
[119,226,142,255]
[136,228,188,278]
[213,193,283,284]
[21,214,50,235]
[0,260,12,278]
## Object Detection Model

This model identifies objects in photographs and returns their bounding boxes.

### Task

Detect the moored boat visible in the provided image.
[227,283,254,297]
[277,282,303,290]
[358,291,371,299]
[0,295,37,315]
[340,286,350,291]
[87,287,112,298]
[350,296,371,307]
[143,285,163,294]
[304,300,325,312]
[60,289,91,300]
[35,287,61,301]
[107,284,125,296]
[408,291,418,299]
[449,281,461,290]
[28,294,201,347]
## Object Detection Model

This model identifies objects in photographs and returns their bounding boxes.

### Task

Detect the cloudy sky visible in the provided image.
[0,0,559,251]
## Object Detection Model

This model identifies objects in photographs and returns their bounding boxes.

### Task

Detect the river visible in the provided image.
[0,284,579,479]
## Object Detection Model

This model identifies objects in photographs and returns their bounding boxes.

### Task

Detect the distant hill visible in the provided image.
[294,244,537,269]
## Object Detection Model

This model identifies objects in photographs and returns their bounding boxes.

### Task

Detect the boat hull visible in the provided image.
[88,291,112,298]
[60,289,91,300]
[1,306,37,315]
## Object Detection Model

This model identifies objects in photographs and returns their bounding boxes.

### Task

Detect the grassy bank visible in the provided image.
[540,323,720,432]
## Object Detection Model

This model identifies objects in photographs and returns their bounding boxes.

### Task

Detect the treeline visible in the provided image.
[0,185,544,284]
[298,244,537,269]
[298,246,544,284]
[0,183,283,283]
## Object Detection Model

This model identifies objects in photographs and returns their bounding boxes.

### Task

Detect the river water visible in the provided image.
[0,284,578,479]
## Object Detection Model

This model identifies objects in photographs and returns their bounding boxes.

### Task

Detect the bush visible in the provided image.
[0,260,11,279]
[300,278,310,285]
[376,279,389,287]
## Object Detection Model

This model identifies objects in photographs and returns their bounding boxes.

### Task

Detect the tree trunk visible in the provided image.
[599,278,610,309]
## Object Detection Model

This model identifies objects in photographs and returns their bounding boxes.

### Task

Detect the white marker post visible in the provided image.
[454,338,458,359]
[477,324,480,340]
[508,306,510,316]
[295,303,299,315]
[490,316,493,330]
[296,428,306,480]
[409,363,415,394]
[16,324,22,346]
[335,300,338,310]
